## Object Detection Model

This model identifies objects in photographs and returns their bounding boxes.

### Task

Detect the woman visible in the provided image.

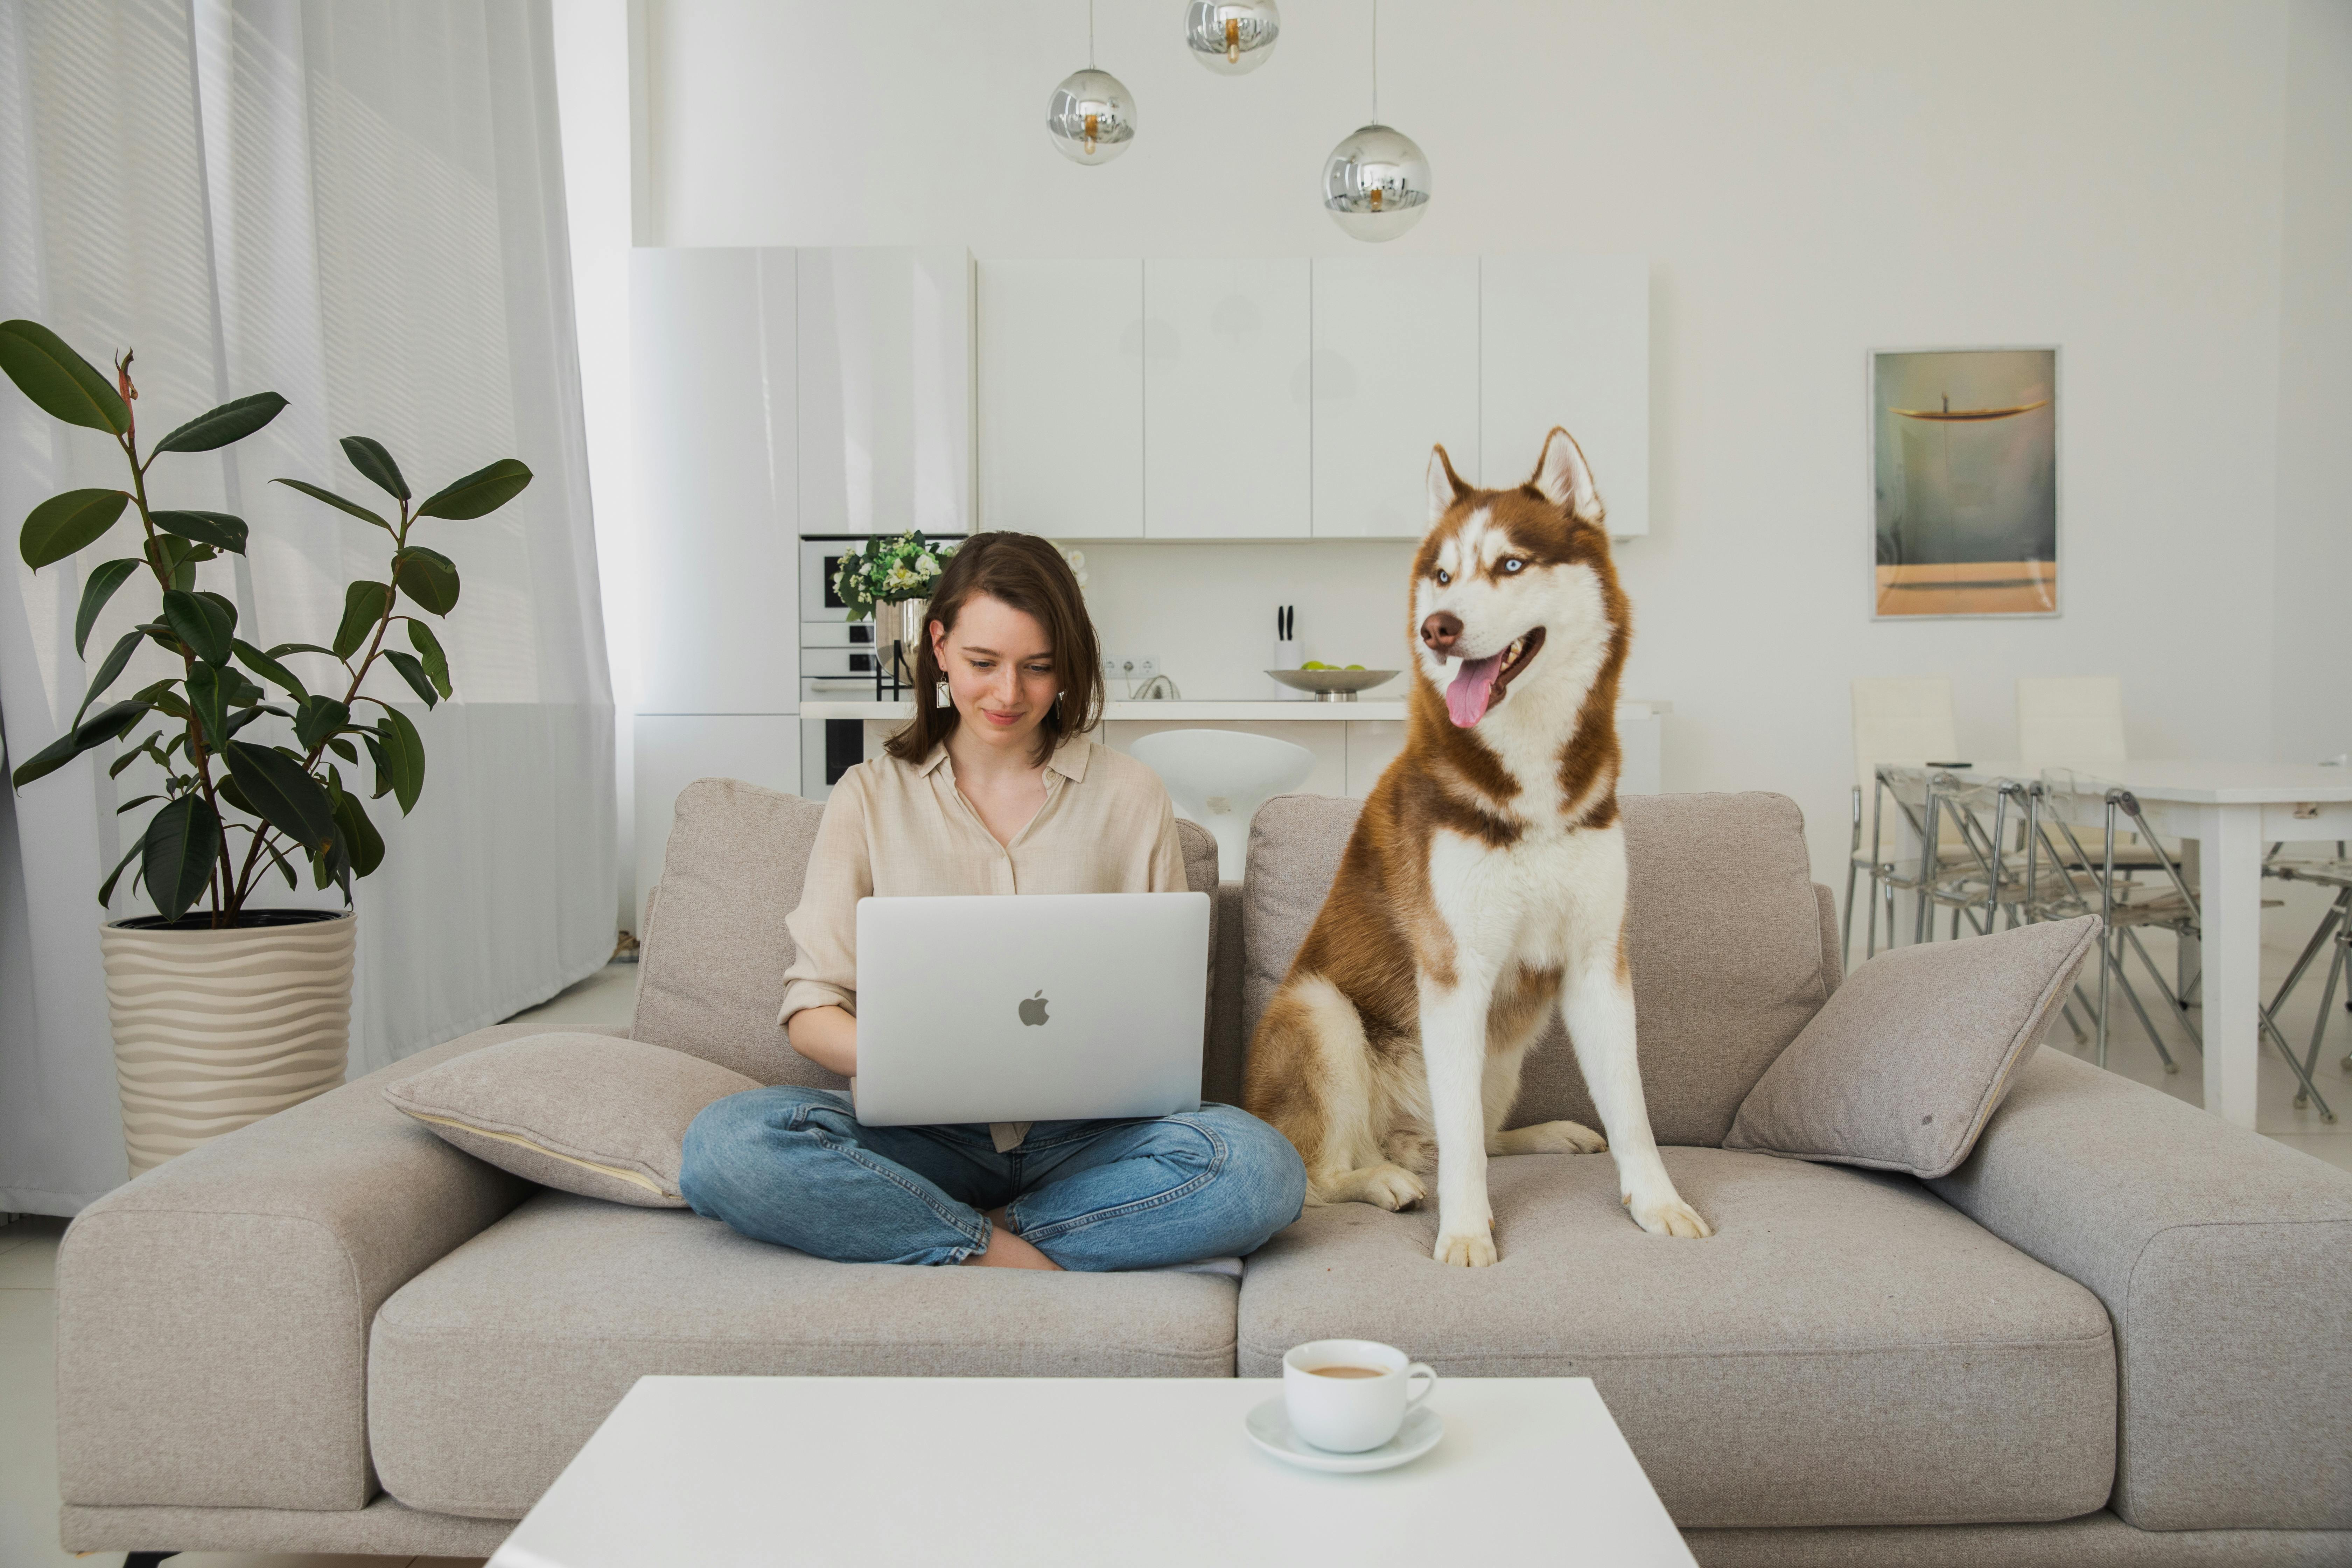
[679,532,1307,1270]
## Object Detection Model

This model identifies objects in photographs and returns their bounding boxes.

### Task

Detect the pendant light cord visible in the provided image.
[1089,0,1096,68]
[1371,0,1379,124]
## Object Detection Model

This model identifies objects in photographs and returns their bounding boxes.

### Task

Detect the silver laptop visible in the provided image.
[850,891,1211,1127]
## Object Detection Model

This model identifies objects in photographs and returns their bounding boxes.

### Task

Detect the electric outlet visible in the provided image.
[1101,654,1159,681]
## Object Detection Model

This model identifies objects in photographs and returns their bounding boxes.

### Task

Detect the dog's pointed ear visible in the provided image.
[1426,444,1468,521]
[1530,427,1605,528]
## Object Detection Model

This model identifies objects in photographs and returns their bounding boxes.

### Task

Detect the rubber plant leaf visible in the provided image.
[332,581,392,660]
[375,707,426,814]
[139,793,220,923]
[160,587,235,664]
[294,695,351,752]
[0,320,130,433]
[391,546,459,615]
[9,699,147,789]
[339,436,408,500]
[74,559,144,658]
[272,477,392,532]
[150,392,287,454]
[382,650,439,708]
[415,457,531,520]
[21,489,129,569]
[220,738,336,853]
[406,619,453,698]
[149,510,249,553]
[332,789,385,877]
[71,629,146,729]
[230,640,309,702]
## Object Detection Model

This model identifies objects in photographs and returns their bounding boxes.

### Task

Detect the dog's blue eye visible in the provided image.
[1503,559,1524,573]
[1435,569,1451,586]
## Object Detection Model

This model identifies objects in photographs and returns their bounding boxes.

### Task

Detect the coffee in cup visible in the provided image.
[1281,1339,1437,1452]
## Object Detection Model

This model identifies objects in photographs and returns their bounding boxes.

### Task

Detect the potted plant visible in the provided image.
[832,529,951,690]
[1,320,530,1174]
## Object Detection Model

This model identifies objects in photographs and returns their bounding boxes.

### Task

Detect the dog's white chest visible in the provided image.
[1424,820,1625,975]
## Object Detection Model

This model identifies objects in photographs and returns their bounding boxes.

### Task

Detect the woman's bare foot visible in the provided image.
[962,1206,1062,1270]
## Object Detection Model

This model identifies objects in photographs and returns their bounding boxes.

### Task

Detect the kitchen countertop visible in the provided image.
[800,699,1671,722]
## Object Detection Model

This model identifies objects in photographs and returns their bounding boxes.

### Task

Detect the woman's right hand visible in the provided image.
[785,1004,857,1078]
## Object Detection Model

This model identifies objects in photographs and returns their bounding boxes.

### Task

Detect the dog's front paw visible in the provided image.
[1433,1222,1498,1267]
[1497,1119,1608,1156]
[1356,1163,1427,1211]
[1625,1192,1712,1239]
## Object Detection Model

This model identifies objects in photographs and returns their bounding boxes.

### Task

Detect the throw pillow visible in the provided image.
[1722,915,2100,1179]
[385,1032,758,1207]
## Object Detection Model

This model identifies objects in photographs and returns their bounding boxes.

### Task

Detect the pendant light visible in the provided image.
[1183,1,1281,75]
[1320,0,1430,241]
[1048,1,1137,164]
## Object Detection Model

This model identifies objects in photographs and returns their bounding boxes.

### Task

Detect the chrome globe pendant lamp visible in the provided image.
[1321,0,1430,241]
[1048,0,1137,164]
[1183,0,1280,75]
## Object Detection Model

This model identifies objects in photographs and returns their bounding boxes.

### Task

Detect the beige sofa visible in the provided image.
[53,780,2352,1565]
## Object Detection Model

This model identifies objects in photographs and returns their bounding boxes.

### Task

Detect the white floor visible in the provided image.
[7,910,2351,1568]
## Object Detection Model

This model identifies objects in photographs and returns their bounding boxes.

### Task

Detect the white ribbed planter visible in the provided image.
[99,910,357,1176]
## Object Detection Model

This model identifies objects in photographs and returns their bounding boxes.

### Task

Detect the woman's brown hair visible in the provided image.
[884,532,1104,768]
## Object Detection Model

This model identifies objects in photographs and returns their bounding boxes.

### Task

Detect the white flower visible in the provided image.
[916,553,937,574]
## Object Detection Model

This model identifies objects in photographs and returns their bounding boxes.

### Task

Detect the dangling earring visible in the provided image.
[934,678,952,709]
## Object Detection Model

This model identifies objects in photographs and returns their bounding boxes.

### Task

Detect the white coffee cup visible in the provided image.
[1281,1339,1438,1453]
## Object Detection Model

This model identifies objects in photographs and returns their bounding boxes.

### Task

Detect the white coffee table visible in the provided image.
[488,1375,1696,1567]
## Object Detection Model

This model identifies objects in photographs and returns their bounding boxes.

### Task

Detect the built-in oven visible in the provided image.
[799,537,880,795]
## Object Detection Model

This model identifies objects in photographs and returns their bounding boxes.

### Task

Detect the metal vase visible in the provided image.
[890,598,930,678]
[99,909,357,1175]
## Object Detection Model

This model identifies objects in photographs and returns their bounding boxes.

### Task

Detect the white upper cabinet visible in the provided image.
[1142,258,1311,539]
[1480,255,1650,537]
[797,246,974,539]
[1310,256,1480,538]
[978,259,1143,539]
[630,248,799,714]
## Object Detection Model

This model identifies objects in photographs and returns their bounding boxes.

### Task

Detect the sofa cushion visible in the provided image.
[1242,792,1835,1144]
[631,778,833,1084]
[1235,1148,2115,1529]
[384,1033,760,1207]
[633,778,1224,1089]
[1726,915,2099,1178]
[368,1192,1240,1519]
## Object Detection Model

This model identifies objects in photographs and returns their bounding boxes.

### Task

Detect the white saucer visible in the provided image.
[1244,1398,1444,1473]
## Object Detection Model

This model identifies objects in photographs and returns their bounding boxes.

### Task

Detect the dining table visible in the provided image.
[1921,761,2352,1129]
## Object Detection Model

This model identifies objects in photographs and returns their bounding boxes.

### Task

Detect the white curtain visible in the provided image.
[0,0,615,1214]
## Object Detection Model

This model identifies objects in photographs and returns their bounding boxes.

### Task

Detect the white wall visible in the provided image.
[2272,0,2352,770]
[631,0,2346,895]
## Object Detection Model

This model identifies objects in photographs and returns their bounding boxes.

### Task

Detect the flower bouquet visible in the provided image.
[832,529,950,620]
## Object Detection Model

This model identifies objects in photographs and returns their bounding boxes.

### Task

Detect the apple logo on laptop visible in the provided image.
[1018,990,1050,1027]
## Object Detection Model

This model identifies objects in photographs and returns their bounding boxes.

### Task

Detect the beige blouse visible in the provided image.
[778,735,1189,1150]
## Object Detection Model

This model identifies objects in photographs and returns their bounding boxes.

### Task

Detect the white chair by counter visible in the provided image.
[1847,677,1961,963]
[1128,730,1315,882]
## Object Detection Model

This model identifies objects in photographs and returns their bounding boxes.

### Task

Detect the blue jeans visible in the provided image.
[679,1087,1307,1270]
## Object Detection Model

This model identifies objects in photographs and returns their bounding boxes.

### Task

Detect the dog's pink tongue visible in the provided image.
[1444,653,1504,727]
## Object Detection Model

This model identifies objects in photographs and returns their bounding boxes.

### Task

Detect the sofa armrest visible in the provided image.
[1927,1050,2352,1530]
[55,1021,629,1512]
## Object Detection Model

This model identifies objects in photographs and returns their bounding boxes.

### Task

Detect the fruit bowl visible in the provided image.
[1265,668,1401,702]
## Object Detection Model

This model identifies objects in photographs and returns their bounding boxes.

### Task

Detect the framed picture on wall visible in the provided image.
[1870,347,2060,618]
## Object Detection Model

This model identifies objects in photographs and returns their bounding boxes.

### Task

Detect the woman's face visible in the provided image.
[932,593,1058,755]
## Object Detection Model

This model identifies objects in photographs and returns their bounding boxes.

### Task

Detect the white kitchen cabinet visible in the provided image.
[630,248,799,714]
[1142,258,1311,539]
[632,715,802,932]
[1480,255,1650,536]
[978,259,1144,539]
[798,246,974,539]
[1311,256,1481,538]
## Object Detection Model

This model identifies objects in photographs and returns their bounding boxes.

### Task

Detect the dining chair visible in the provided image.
[1846,678,1961,964]
[2089,789,2332,1118]
[2260,853,2352,1105]
[2016,677,2172,873]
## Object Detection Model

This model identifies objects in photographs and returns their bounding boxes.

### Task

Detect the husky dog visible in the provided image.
[1242,428,1711,1266]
